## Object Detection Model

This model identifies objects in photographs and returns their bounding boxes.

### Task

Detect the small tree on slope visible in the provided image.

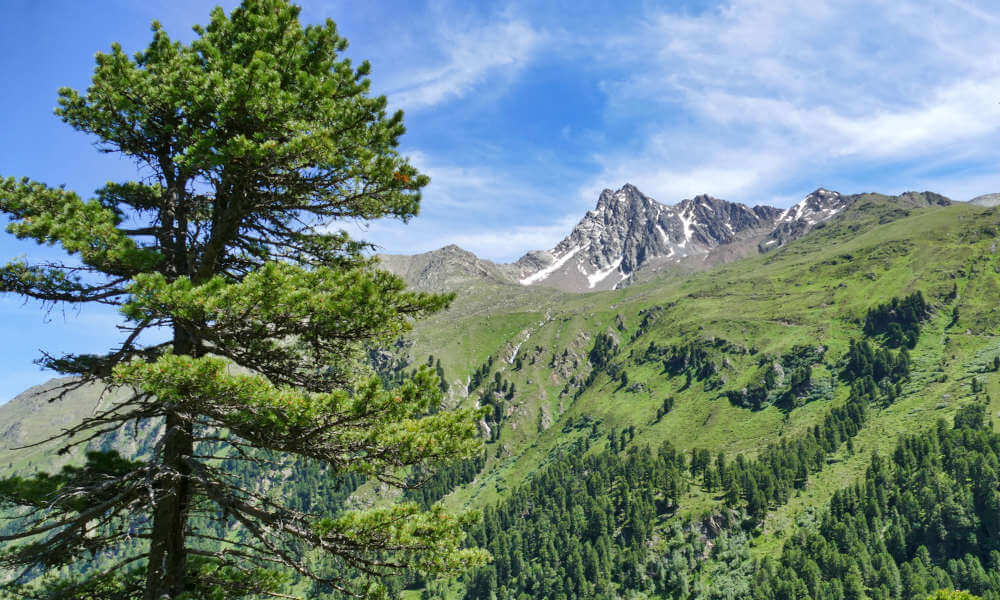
[0,1,486,598]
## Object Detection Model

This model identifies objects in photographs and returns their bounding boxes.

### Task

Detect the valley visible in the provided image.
[3,187,999,599]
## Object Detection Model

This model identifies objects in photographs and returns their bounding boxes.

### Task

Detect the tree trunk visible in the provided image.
[144,317,195,598]
[144,411,194,600]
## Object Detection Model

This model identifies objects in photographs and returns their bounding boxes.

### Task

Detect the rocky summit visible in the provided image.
[512,184,783,291]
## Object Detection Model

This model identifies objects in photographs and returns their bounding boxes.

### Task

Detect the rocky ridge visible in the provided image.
[512,184,784,291]
[377,244,517,292]
[380,184,954,293]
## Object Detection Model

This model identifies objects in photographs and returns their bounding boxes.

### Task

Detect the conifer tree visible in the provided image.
[0,1,486,598]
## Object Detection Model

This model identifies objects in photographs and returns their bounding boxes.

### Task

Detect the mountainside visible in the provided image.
[970,193,1000,208]
[2,194,998,600]
[760,187,851,250]
[381,184,953,294]
[377,244,517,292]
[513,184,782,292]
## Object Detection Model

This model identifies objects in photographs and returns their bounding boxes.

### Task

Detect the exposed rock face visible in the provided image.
[969,193,1000,208]
[377,244,515,292]
[761,188,851,251]
[512,184,784,292]
[897,191,951,207]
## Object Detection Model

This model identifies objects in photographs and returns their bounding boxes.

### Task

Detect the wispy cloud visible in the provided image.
[579,152,780,206]
[404,150,554,216]
[579,0,1000,205]
[387,19,544,109]
[348,151,573,262]
[446,215,580,260]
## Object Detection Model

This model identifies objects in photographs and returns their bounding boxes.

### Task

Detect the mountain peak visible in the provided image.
[437,244,472,255]
[515,184,783,292]
[777,188,846,224]
[380,184,956,295]
[378,244,512,291]
[596,183,652,211]
[760,188,849,252]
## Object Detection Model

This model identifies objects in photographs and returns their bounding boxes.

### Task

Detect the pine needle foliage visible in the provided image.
[0,2,487,598]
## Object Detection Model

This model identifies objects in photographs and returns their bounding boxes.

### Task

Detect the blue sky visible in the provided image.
[2,0,1000,402]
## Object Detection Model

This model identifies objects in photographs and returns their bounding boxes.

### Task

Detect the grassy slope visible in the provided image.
[0,378,139,474]
[401,200,1000,552]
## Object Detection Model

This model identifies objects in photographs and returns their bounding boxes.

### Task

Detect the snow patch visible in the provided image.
[778,204,800,224]
[519,245,584,285]
[678,209,696,246]
[587,257,623,289]
[508,341,525,364]
[611,270,630,290]
[655,224,669,243]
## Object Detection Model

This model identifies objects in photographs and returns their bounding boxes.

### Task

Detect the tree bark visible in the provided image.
[145,178,195,600]
[144,410,194,600]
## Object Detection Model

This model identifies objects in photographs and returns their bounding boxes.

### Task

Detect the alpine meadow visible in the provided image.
[1,2,1000,600]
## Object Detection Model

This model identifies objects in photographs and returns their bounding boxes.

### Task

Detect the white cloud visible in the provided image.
[447,215,580,260]
[579,155,778,206]
[386,19,543,110]
[403,150,552,216]
[580,0,1000,207]
[344,150,576,262]
[359,215,579,264]
[690,77,1000,162]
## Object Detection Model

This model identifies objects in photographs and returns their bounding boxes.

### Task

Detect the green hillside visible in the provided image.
[398,199,998,504]
[3,197,1000,599]
[389,198,1000,599]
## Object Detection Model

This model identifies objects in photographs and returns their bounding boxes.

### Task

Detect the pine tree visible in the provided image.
[925,591,984,600]
[0,2,486,598]
[763,363,777,389]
